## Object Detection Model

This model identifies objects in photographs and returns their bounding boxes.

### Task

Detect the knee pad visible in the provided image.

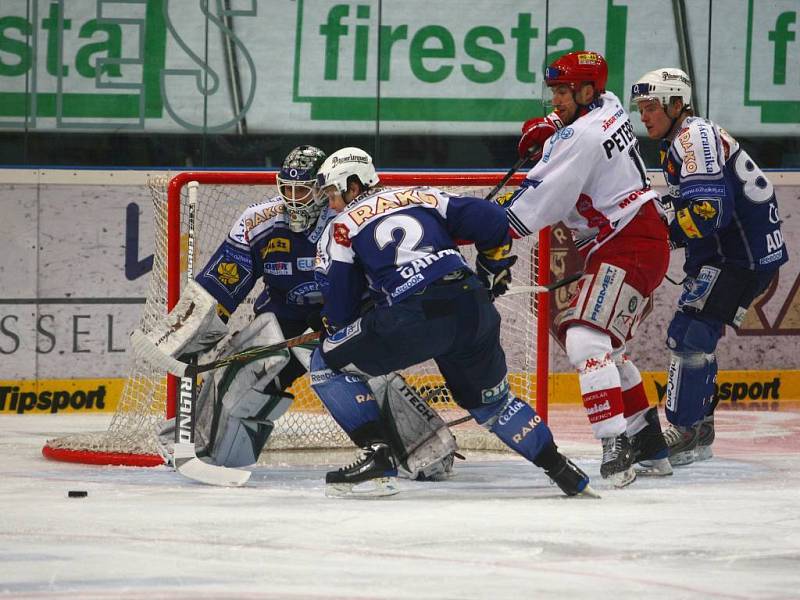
[666,311,722,355]
[469,396,553,464]
[565,325,615,368]
[665,312,721,427]
[310,347,381,436]
[565,325,620,395]
[611,345,642,391]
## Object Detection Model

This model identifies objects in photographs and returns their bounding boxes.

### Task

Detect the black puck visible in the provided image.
[67,490,88,498]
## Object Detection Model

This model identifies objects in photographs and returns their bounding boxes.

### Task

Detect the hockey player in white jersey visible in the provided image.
[631,68,788,466]
[307,146,595,498]
[504,51,673,487]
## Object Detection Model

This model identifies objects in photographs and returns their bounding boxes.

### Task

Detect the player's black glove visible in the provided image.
[656,195,676,226]
[476,252,517,300]
[306,310,323,333]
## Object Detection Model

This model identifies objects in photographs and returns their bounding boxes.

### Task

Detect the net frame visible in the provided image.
[43,170,551,466]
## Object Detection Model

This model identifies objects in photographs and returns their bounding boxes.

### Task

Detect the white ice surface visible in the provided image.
[2,408,800,600]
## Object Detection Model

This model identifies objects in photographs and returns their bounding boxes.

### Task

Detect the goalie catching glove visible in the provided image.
[130,279,229,371]
[475,242,517,300]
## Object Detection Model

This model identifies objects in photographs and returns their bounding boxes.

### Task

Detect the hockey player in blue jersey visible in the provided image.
[308,146,595,498]
[133,146,454,478]
[631,68,788,466]
[133,146,335,466]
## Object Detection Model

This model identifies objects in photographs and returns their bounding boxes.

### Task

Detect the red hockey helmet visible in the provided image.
[545,51,608,93]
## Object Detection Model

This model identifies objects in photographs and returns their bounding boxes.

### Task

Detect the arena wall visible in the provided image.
[1,169,798,413]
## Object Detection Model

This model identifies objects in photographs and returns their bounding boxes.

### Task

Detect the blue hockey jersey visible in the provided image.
[315,186,511,331]
[660,116,787,275]
[196,195,336,322]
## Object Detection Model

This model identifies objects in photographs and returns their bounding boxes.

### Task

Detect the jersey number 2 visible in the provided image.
[374,214,428,266]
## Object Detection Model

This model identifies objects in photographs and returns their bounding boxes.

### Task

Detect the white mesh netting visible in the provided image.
[43,172,547,465]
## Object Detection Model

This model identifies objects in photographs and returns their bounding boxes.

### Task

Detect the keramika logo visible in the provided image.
[292,0,629,121]
[0,383,108,414]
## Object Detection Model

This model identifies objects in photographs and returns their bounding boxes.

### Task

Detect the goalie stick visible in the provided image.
[172,182,250,487]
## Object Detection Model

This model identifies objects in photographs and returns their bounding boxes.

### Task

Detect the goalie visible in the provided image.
[132,146,455,479]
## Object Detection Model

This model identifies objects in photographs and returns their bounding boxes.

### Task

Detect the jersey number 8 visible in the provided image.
[734,150,774,204]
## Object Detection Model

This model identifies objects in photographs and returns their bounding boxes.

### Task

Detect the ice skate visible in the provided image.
[325,442,399,498]
[600,433,636,488]
[695,414,715,461]
[664,423,699,466]
[545,453,601,498]
[630,407,673,476]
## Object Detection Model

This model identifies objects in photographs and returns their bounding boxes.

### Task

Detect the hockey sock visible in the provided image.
[471,397,554,463]
[310,348,381,438]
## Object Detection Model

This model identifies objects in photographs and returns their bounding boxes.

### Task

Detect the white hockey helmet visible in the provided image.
[630,68,692,110]
[316,147,379,197]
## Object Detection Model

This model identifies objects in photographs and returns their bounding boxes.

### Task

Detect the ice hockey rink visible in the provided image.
[2,406,799,600]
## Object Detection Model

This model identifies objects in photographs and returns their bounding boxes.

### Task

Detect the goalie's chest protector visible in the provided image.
[253,228,320,306]
[249,213,337,319]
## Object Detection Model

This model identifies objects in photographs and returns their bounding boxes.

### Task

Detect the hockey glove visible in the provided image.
[476,252,518,300]
[655,196,687,250]
[306,310,324,333]
[656,195,676,226]
[518,116,558,160]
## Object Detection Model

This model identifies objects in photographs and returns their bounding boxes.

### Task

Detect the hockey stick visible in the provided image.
[172,182,250,487]
[505,270,584,296]
[483,146,540,202]
[133,329,322,379]
[169,270,579,377]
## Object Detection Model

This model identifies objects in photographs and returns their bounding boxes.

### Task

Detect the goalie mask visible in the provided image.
[316,147,380,200]
[630,68,693,112]
[277,145,327,232]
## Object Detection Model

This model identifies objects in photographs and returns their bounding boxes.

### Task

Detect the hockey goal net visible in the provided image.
[42,171,552,466]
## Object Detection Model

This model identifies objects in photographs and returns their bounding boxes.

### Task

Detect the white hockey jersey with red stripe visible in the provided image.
[505,91,658,256]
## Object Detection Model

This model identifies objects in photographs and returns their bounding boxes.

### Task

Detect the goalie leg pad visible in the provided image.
[310,347,381,437]
[194,313,292,467]
[368,373,457,480]
[665,311,721,427]
[469,395,554,464]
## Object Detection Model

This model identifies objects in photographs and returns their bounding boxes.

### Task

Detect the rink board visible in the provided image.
[3,369,799,415]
